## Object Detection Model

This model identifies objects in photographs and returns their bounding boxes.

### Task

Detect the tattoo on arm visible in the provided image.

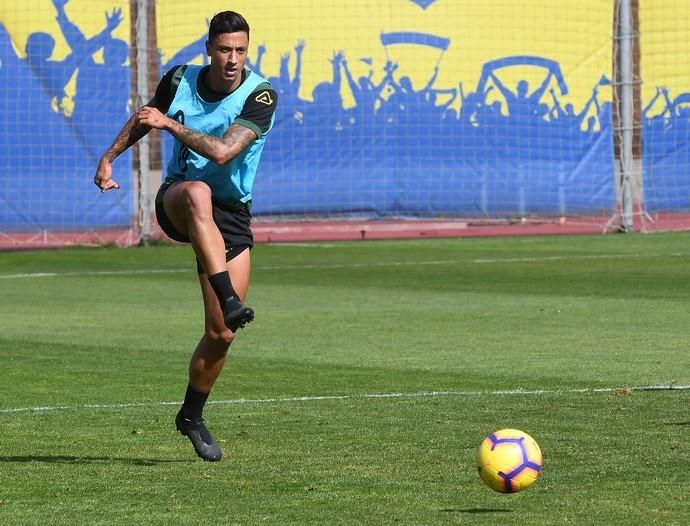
[103,96,165,162]
[173,124,257,164]
[103,113,151,162]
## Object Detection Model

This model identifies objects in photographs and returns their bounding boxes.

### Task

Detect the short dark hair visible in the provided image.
[208,11,250,41]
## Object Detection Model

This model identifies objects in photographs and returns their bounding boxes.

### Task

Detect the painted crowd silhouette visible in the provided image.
[0,1,688,227]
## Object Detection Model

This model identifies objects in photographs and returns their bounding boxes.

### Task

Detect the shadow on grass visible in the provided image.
[663,421,690,426]
[441,508,512,514]
[0,455,189,466]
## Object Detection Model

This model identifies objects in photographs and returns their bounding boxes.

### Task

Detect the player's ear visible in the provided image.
[205,39,211,56]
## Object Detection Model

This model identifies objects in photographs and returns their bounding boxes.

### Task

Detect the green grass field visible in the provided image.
[1,233,689,525]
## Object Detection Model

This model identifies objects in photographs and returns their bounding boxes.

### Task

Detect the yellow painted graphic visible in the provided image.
[640,0,690,116]
[2,0,617,114]
[3,2,688,115]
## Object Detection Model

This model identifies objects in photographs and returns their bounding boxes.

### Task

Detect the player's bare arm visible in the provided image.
[178,123,257,165]
[136,105,257,165]
[94,96,163,192]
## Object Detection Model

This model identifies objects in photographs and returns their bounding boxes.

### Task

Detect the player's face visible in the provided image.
[206,31,249,91]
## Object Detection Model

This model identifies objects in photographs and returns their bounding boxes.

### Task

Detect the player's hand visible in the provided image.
[93,158,120,192]
[136,106,170,130]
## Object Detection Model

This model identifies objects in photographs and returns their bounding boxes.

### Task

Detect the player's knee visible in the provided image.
[205,327,235,351]
[177,182,213,223]
[182,182,211,203]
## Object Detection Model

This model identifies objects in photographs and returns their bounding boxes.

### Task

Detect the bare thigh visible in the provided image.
[163,180,214,239]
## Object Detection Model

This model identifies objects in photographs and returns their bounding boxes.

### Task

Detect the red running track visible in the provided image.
[2,214,690,250]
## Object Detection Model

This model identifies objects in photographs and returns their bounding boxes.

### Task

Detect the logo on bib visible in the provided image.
[255,91,273,105]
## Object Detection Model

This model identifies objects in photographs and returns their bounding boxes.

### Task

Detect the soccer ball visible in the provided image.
[475,428,543,493]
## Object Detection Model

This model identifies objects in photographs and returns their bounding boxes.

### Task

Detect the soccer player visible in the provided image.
[93,11,277,461]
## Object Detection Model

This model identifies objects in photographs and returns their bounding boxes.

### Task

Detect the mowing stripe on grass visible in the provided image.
[2,252,690,280]
[0,269,191,279]
[1,384,688,415]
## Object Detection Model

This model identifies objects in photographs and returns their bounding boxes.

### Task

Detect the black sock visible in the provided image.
[181,384,210,420]
[208,271,238,307]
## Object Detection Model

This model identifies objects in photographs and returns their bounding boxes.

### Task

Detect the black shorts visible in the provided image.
[155,180,254,274]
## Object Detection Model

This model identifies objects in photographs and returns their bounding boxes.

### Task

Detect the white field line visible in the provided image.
[1,253,690,280]
[1,384,688,415]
